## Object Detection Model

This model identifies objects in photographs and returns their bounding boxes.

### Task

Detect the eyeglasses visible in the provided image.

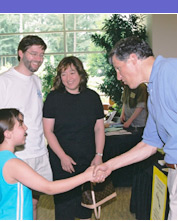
[26,51,45,58]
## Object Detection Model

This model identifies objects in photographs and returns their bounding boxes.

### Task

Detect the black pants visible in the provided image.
[48,147,92,220]
[54,185,92,220]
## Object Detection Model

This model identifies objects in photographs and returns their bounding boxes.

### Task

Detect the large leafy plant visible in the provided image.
[91,14,148,108]
[40,62,57,101]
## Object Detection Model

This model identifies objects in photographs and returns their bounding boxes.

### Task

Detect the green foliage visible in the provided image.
[90,14,148,108]
[0,14,21,57]
[111,103,122,115]
[86,44,106,77]
[40,62,57,101]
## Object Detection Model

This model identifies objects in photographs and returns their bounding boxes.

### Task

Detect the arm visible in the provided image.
[123,107,144,128]
[4,158,96,195]
[120,104,125,123]
[43,117,76,173]
[93,141,157,178]
[123,84,148,128]
[91,118,105,166]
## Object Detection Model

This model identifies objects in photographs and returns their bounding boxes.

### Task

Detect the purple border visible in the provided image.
[0,0,178,13]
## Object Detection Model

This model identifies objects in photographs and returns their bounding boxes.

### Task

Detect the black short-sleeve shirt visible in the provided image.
[43,88,104,165]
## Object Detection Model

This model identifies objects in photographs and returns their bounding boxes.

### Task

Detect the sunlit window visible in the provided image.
[0,13,112,103]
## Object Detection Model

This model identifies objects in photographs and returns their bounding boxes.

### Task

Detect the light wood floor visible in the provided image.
[37,187,136,220]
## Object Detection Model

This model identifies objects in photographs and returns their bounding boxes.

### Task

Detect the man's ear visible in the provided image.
[129,53,138,65]
[4,130,12,139]
[18,50,24,60]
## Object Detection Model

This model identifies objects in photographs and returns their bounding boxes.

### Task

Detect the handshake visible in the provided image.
[84,162,112,183]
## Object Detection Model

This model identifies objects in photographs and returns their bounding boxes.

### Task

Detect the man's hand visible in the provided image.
[85,166,106,183]
[92,162,112,182]
[92,170,106,183]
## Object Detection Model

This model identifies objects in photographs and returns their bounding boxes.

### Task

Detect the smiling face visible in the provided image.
[19,45,44,73]
[61,64,81,94]
[112,54,140,89]
[11,114,28,146]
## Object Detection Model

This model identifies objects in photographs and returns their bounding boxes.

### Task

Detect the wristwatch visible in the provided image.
[96,152,103,157]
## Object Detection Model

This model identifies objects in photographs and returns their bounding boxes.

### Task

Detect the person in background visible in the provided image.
[93,36,177,220]
[0,35,53,219]
[43,56,105,220]
[0,108,103,220]
[120,83,148,132]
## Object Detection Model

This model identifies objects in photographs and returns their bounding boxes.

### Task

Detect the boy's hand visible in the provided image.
[93,163,112,182]
[92,170,106,183]
[85,166,106,183]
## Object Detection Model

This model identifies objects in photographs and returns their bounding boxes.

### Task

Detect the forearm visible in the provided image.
[91,119,105,165]
[95,131,105,155]
[45,131,66,159]
[12,159,88,195]
[45,172,89,195]
[121,104,125,116]
[127,107,143,124]
[120,104,125,122]
[21,167,89,195]
[105,141,157,171]
[43,118,66,159]
[94,119,105,155]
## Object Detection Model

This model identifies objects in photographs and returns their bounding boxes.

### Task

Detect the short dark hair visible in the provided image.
[17,35,47,61]
[53,56,88,92]
[0,108,22,144]
[109,36,154,63]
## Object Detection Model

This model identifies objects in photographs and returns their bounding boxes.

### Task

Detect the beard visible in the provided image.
[23,56,42,72]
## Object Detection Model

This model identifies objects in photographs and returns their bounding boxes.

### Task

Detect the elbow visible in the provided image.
[43,186,55,195]
[40,181,55,195]
[137,142,158,160]
[44,129,53,140]
[151,146,158,155]
[146,144,158,158]
[43,131,47,139]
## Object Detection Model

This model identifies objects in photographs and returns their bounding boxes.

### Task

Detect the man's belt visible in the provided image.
[166,163,177,169]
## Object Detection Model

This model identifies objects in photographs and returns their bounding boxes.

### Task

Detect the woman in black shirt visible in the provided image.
[43,56,105,220]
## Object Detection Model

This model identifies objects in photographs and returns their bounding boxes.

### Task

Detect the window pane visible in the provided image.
[44,54,64,67]
[65,53,88,67]
[0,56,18,69]
[65,14,111,30]
[36,33,64,53]
[0,14,21,34]
[66,31,103,52]
[0,35,20,55]
[22,14,63,32]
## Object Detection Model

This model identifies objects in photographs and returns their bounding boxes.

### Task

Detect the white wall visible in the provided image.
[146,14,177,58]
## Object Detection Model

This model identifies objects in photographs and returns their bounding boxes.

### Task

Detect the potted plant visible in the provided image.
[90,14,148,111]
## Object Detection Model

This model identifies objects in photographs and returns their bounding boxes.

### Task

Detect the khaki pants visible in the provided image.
[23,152,53,181]
[167,167,177,220]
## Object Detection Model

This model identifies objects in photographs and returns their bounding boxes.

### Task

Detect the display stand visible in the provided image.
[150,166,168,220]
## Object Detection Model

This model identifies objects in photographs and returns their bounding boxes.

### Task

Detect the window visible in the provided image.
[0,14,111,66]
[0,14,112,103]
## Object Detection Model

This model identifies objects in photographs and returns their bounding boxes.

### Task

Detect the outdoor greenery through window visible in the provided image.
[0,13,112,103]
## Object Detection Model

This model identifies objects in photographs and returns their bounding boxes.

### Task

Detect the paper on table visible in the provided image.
[105,129,132,136]
[109,122,123,128]
[105,127,122,133]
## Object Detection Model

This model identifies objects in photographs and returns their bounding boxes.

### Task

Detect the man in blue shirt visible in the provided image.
[94,36,177,220]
